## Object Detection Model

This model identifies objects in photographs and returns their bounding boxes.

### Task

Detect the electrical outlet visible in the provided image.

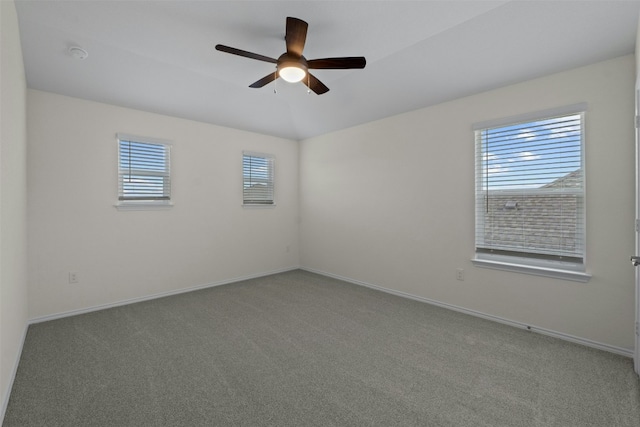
[68,271,79,284]
[456,268,464,281]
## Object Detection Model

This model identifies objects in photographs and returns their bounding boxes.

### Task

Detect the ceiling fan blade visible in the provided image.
[285,17,308,57]
[249,72,277,88]
[303,73,330,95]
[215,44,278,64]
[307,57,367,69]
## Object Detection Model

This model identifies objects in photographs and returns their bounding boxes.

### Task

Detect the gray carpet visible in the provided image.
[3,270,640,426]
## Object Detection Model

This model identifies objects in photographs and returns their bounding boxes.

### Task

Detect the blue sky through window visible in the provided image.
[478,114,582,191]
[243,155,272,188]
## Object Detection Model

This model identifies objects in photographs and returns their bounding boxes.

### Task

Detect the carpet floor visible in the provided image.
[3,270,640,426]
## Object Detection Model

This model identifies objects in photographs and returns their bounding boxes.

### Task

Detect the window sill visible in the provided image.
[115,201,174,211]
[242,203,276,209]
[471,257,591,283]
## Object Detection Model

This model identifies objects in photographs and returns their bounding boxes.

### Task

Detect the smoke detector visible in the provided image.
[68,46,88,60]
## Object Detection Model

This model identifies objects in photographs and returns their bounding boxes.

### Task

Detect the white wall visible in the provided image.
[300,55,636,351]
[27,90,299,319]
[0,0,29,418]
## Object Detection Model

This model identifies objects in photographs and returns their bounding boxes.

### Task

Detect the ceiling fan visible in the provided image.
[215,17,366,95]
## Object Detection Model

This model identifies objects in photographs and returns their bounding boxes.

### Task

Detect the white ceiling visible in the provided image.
[15,0,640,141]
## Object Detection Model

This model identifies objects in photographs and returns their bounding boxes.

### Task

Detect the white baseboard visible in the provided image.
[29,266,299,324]
[21,264,635,366]
[301,267,634,358]
[1,322,29,425]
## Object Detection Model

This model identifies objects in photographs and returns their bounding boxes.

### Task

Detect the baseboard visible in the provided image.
[301,267,634,358]
[25,264,635,355]
[1,322,29,425]
[29,266,300,324]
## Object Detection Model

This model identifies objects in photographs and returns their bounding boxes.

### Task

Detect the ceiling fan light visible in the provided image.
[279,65,306,83]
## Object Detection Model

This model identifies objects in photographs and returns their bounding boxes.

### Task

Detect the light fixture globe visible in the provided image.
[278,64,306,83]
[276,54,308,83]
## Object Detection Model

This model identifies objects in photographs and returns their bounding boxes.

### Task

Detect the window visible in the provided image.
[117,134,171,208]
[243,152,274,206]
[473,105,589,281]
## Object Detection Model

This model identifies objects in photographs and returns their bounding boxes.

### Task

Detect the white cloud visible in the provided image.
[517,151,540,161]
[482,152,498,162]
[516,129,536,141]
[488,165,508,175]
[480,152,509,176]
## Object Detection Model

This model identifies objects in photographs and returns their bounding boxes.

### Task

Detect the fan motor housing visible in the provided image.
[277,53,308,75]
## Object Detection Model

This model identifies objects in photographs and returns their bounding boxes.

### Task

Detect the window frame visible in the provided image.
[242,151,275,207]
[471,104,591,282]
[115,133,173,211]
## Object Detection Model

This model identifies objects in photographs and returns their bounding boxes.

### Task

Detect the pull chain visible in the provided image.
[273,70,278,94]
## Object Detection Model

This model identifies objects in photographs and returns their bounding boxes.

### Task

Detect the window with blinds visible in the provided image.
[118,134,171,203]
[243,152,274,205]
[474,110,584,266]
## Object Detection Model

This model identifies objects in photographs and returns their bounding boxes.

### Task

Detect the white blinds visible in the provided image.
[475,112,584,262]
[118,136,171,201]
[243,153,274,205]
